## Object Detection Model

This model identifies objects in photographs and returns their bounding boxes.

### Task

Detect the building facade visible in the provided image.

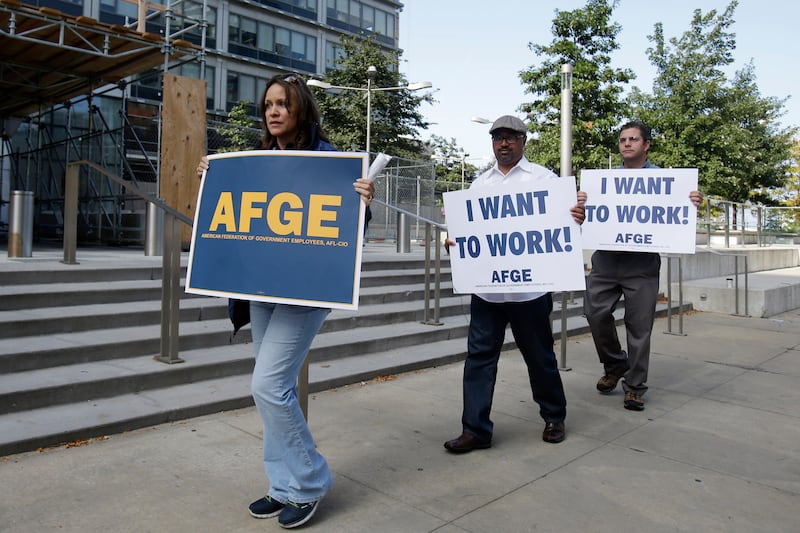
[2,0,406,244]
[42,0,404,116]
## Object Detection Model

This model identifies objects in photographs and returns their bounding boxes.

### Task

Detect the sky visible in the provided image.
[398,0,799,165]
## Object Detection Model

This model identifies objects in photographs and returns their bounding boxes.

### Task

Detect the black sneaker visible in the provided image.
[248,495,284,519]
[278,499,320,529]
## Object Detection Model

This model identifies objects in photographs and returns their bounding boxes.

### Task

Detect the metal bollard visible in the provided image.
[396,211,410,253]
[8,190,34,258]
[144,200,164,256]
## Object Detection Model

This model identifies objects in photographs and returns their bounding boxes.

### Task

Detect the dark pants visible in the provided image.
[461,294,567,441]
[583,251,660,394]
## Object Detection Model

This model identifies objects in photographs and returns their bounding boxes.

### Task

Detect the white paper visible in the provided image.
[366,152,392,182]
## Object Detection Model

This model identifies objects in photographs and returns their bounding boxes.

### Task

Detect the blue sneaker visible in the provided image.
[248,495,284,518]
[278,499,321,529]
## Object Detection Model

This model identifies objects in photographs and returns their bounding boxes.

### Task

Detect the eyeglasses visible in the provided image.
[282,74,301,84]
[618,136,642,144]
[491,133,523,144]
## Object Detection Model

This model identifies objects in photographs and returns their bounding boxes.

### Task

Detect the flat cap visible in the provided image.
[489,115,526,134]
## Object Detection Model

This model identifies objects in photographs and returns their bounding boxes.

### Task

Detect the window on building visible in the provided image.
[258,22,274,51]
[29,0,82,17]
[196,2,217,41]
[325,0,396,43]
[204,65,216,103]
[177,1,216,47]
[253,0,317,20]
[241,18,257,46]
[328,0,348,23]
[229,14,315,70]
[100,0,138,22]
[362,5,374,31]
[349,1,360,26]
[226,72,265,114]
[230,14,242,44]
[179,63,215,105]
[275,27,291,57]
[325,41,345,71]
[377,10,394,39]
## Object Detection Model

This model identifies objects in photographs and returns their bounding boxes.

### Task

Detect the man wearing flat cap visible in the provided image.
[443,115,587,452]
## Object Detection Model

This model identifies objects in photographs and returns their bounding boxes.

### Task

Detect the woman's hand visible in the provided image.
[196,156,209,179]
[354,177,375,206]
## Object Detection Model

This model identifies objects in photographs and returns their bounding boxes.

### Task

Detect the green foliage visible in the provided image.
[627,0,797,203]
[309,35,433,160]
[425,134,479,185]
[783,139,800,207]
[770,139,800,231]
[518,0,634,175]
[215,101,258,153]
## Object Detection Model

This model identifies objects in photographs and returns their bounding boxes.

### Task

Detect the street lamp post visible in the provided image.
[558,62,573,372]
[307,66,432,159]
[461,152,469,189]
[365,65,376,156]
[560,63,573,180]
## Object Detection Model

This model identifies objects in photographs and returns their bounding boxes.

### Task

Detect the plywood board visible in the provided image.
[161,73,206,247]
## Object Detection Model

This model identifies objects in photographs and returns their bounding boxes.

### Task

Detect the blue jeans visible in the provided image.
[462,294,566,441]
[249,301,333,504]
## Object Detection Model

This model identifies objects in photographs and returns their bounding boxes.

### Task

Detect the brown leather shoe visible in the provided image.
[542,421,565,443]
[444,432,491,453]
[597,371,624,393]
[624,391,645,411]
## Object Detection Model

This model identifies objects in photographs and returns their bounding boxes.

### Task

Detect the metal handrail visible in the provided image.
[663,254,686,336]
[65,160,192,364]
[663,247,749,322]
[372,198,447,325]
[704,248,750,316]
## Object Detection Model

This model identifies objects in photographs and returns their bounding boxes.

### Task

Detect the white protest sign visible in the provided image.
[580,168,698,254]
[443,176,585,294]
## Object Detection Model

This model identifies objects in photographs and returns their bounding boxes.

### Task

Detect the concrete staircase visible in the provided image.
[0,245,687,457]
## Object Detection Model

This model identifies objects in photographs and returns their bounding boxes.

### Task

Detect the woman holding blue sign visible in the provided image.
[197,73,374,529]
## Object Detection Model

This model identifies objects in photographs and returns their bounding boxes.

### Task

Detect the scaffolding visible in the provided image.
[0,0,204,243]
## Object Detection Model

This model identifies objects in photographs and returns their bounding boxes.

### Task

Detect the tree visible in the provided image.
[628,0,796,203]
[215,101,259,152]
[425,134,479,185]
[309,35,433,160]
[518,0,634,175]
[771,138,800,232]
[783,139,800,207]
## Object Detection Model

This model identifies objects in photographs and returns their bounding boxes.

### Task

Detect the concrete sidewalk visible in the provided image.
[2,309,799,531]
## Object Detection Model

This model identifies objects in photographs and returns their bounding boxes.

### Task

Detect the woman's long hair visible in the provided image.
[258,73,330,150]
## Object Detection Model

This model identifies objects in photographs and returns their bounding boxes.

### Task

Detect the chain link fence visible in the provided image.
[370,156,438,241]
[206,119,262,153]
